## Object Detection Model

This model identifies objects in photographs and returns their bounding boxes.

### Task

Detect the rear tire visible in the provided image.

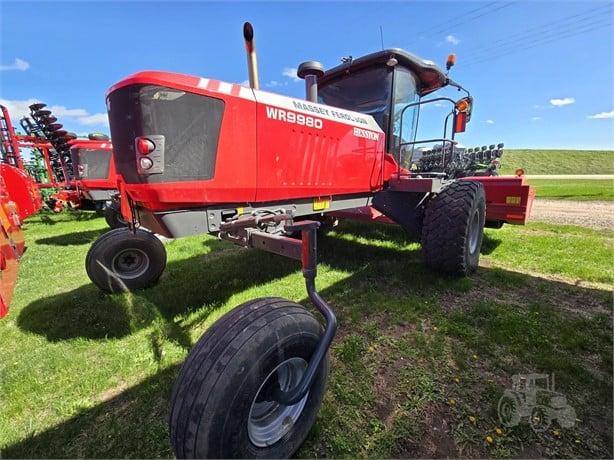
[421,180,485,275]
[104,204,128,229]
[85,228,166,293]
[498,392,521,427]
[169,297,329,459]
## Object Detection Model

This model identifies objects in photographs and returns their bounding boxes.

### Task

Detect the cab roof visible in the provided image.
[318,48,449,97]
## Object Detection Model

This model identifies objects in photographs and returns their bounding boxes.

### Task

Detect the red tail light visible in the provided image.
[136,138,155,155]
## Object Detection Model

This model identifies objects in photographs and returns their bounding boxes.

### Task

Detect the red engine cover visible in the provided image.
[107,72,386,210]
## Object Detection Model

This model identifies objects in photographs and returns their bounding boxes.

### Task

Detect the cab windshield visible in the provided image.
[318,65,419,156]
[318,66,392,133]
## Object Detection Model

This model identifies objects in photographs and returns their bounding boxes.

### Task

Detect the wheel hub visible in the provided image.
[248,357,309,447]
[468,210,480,254]
[112,248,149,279]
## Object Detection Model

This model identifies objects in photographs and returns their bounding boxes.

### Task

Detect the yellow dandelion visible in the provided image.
[575,439,581,444]
[553,430,560,437]
[469,416,476,423]
[432,326,438,331]
[368,346,375,353]
[495,427,503,436]
[449,399,456,405]
[486,435,494,444]
[472,354,478,359]
[454,377,460,383]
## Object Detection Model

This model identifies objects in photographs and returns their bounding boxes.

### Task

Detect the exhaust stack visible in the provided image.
[298,61,324,103]
[243,22,259,89]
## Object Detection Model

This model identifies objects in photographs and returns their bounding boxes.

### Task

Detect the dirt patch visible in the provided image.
[529,199,613,230]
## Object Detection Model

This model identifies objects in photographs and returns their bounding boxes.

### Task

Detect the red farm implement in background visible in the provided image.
[0,139,43,318]
[1,104,122,226]
[85,22,535,458]
[0,105,44,317]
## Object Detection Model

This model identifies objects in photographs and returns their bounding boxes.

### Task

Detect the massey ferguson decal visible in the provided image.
[264,105,380,142]
[256,90,381,134]
[291,100,369,126]
[264,104,382,145]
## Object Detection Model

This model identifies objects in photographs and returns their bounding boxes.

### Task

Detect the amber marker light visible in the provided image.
[446,53,456,71]
[456,99,469,112]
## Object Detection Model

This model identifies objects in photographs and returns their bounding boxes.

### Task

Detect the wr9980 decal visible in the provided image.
[265,106,323,129]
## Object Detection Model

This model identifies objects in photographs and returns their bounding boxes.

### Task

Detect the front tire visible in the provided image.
[85,228,167,293]
[169,297,329,459]
[530,406,552,433]
[421,180,485,275]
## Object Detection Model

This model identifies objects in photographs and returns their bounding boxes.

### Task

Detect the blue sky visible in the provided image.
[1,0,612,151]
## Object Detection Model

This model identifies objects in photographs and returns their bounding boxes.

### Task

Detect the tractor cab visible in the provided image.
[317,48,470,166]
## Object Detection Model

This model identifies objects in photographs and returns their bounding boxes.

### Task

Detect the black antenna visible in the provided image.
[379,25,384,50]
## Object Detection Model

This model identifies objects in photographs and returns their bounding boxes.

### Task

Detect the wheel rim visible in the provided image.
[111,248,150,279]
[499,399,514,425]
[248,357,309,447]
[467,209,481,255]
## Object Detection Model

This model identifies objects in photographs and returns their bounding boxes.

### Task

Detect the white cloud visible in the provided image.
[486,119,494,124]
[282,67,301,82]
[79,113,109,126]
[0,98,41,121]
[531,117,542,121]
[265,80,288,88]
[550,97,575,107]
[47,105,89,118]
[0,58,30,71]
[445,35,460,45]
[0,98,108,129]
[587,110,614,119]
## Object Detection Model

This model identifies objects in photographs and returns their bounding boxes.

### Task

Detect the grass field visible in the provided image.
[528,179,613,201]
[0,205,612,459]
[1,149,612,458]
[500,149,614,175]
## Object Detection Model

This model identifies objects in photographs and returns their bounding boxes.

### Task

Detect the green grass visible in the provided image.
[528,179,614,201]
[500,149,614,175]
[1,210,612,459]
[482,223,613,285]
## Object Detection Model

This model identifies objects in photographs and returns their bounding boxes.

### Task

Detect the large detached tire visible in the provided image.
[104,204,128,229]
[85,228,166,293]
[169,297,329,459]
[421,180,485,275]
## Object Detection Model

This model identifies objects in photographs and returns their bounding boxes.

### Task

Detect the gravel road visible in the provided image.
[529,199,613,230]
